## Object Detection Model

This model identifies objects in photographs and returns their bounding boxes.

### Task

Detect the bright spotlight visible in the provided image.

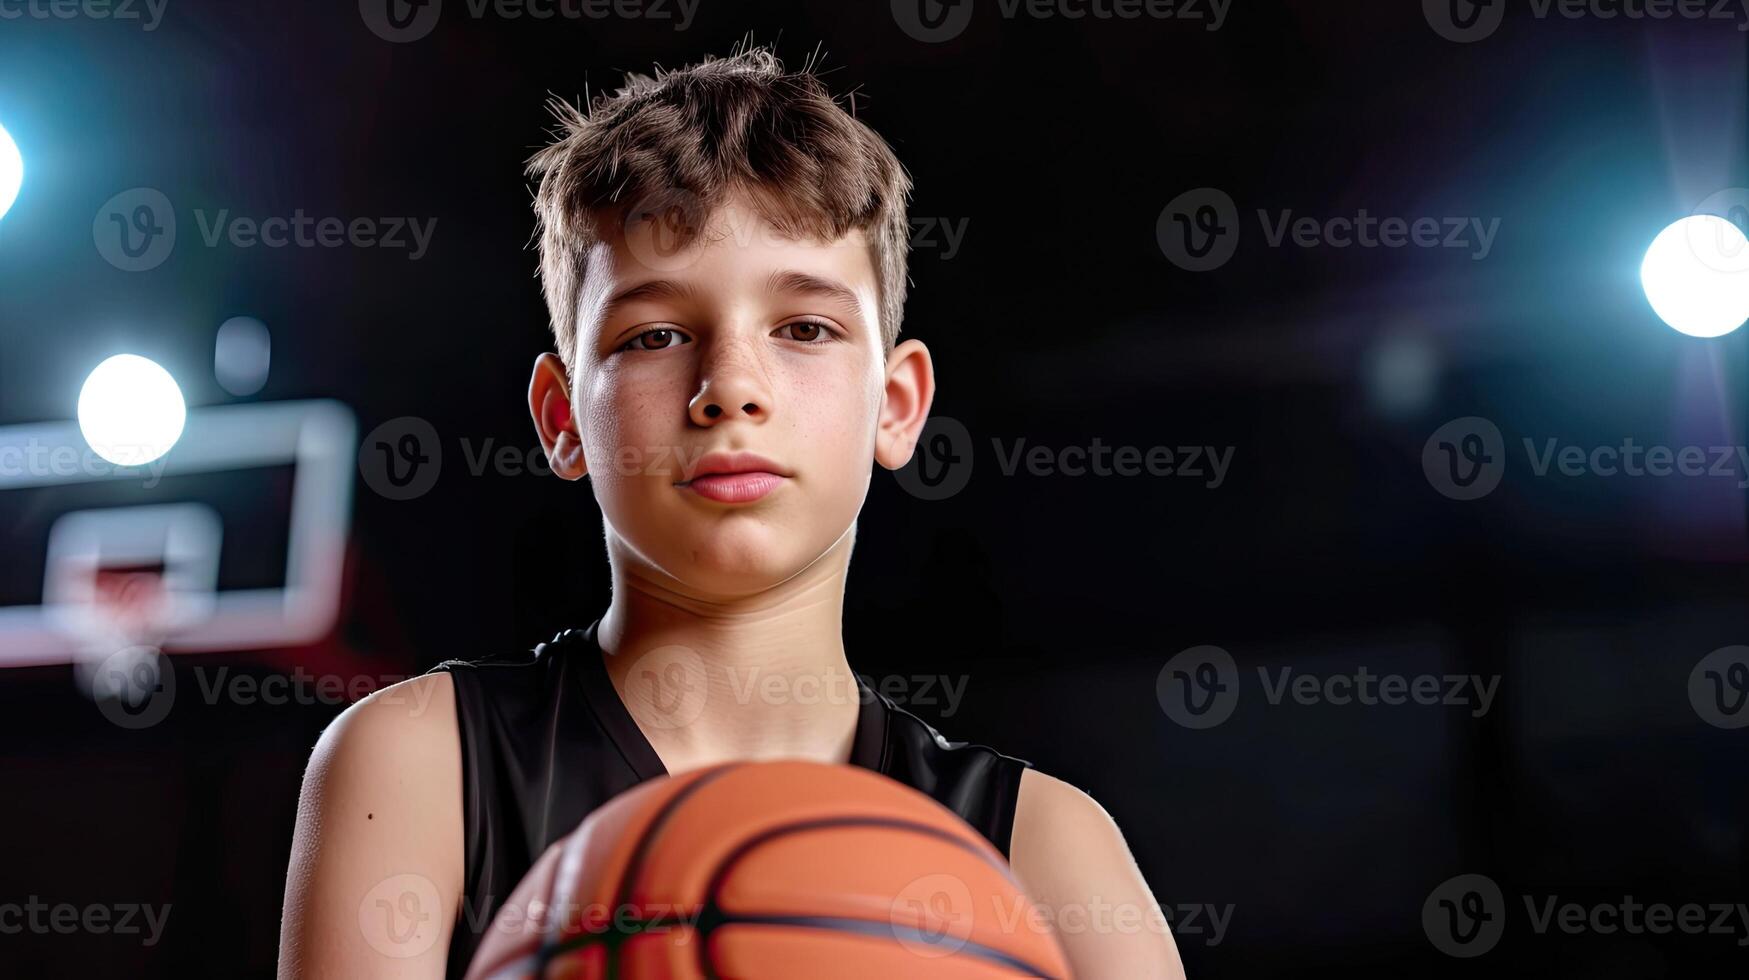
[78,354,187,466]
[0,121,21,222]
[1641,215,1749,338]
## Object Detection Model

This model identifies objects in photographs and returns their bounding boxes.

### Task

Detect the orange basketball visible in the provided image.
[463,760,1070,980]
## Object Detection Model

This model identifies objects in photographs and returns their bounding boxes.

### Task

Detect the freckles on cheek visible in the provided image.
[587,368,687,480]
[789,368,879,461]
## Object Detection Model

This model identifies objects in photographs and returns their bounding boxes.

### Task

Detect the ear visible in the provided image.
[875,339,936,471]
[529,353,587,481]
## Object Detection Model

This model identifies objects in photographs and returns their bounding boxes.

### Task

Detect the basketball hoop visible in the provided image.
[39,503,218,728]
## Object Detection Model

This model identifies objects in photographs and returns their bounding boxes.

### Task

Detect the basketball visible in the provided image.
[462,760,1071,980]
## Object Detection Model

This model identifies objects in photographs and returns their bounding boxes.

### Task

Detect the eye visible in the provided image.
[775,319,838,344]
[620,327,692,352]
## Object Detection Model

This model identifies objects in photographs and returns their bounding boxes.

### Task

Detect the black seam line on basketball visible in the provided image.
[502,817,1031,978]
[528,762,744,975]
[706,914,1064,980]
[608,761,746,980]
[615,762,748,909]
[484,911,697,980]
[703,814,1014,901]
[695,815,1018,980]
[493,906,1064,980]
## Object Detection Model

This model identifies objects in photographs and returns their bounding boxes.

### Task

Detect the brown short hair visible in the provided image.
[527,46,914,368]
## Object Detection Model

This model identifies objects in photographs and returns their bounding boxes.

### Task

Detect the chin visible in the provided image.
[649,520,821,595]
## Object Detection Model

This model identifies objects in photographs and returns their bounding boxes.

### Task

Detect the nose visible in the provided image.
[688,341,772,426]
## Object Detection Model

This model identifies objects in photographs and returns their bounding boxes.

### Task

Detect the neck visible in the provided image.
[595,534,862,774]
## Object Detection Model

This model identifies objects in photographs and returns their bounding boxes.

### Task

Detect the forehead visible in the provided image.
[576,194,880,332]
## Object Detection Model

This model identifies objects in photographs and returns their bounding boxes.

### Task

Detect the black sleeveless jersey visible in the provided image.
[427,618,1032,978]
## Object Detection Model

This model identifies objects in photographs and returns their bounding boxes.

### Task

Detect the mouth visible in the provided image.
[675,450,791,503]
[675,471,787,503]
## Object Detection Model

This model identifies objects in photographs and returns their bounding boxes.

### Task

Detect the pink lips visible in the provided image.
[678,471,786,503]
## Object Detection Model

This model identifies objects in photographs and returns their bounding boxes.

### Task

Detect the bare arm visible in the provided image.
[1010,768,1187,980]
[278,673,465,979]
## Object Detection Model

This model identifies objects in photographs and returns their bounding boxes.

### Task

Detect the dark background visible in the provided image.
[3,0,1748,975]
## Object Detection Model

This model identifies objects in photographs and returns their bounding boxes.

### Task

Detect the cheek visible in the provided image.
[785,363,878,459]
[786,369,883,514]
[578,368,685,490]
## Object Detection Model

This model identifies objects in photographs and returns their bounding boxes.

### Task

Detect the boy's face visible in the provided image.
[529,191,931,598]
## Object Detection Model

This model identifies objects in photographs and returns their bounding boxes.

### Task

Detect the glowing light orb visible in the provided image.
[78,354,187,466]
[1641,215,1749,338]
[0,121,21,222]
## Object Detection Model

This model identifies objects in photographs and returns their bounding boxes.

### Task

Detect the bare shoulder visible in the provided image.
[1010,768,1187,980]
[278,672,464,978]
[294,673,462,840]
[1014,768,1121,843]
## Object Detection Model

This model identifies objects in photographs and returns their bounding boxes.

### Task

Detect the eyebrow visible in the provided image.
[602,278,700,318]
[598,270,866,326]
[764,270,865,321]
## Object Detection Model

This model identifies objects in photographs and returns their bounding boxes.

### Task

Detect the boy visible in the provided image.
[277,46,1184,979]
